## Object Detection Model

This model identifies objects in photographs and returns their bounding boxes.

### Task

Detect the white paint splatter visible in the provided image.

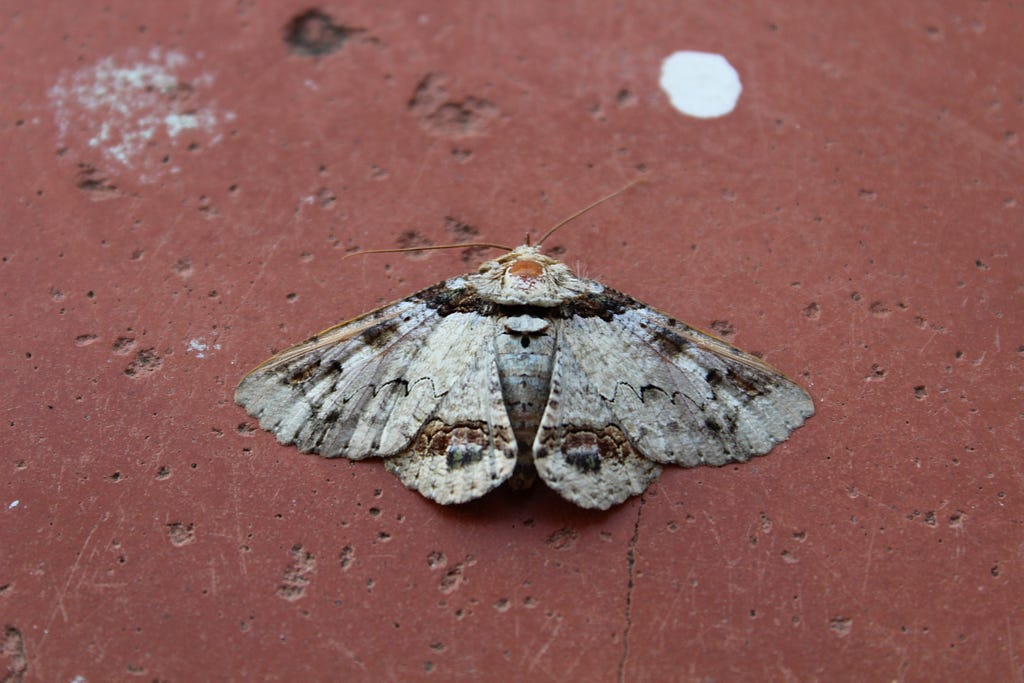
[8,500,19,509]
[48,47,234,181]
[187,337,221,360]
[659,51,742,119]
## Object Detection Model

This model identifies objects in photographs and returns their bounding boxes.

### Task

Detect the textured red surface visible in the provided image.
[2,2,1022,681]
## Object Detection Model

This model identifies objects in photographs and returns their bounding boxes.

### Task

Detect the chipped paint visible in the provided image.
[187,337,221,359]
[48,47,235,181]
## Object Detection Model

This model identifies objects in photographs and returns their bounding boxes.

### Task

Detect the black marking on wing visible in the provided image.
[648,325,694,356]
[566,451,601,473]
[286,359,321,384]
[559,287,638,321]
[362,318,402,349]
[418,281,642,321]
[726,368,773,398]
[417,282,491,316]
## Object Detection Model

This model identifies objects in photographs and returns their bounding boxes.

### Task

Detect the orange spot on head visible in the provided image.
[507,259,544,280]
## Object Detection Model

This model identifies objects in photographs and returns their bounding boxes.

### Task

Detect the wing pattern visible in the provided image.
[533,287,814,508]
[235,295,516,503]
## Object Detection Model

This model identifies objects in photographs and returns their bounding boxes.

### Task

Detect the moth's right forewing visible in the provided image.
[235,297,443,457]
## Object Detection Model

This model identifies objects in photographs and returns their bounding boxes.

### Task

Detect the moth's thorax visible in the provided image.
[472,244,602,305]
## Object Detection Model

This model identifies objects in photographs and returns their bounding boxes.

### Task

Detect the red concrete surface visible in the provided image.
[2,2,1022,681]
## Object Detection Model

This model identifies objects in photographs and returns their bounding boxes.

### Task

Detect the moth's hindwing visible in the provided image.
[532,332,664,509]
[381,317,517,504]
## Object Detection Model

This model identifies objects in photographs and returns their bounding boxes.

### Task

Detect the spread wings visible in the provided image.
[236,280,814,509]
[235,294,517,504]
[534,288,814,509]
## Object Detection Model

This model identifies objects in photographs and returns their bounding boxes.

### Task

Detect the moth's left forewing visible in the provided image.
[544,284,813,472]
[636,306,817,443]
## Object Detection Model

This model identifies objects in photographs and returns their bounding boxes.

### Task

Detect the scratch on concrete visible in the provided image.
[41,522,100,647]
[617,495,646,682]
[527,613,564,673]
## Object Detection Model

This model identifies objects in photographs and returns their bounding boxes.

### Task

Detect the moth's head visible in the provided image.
[473,244,581,305]
[480,245,570,288]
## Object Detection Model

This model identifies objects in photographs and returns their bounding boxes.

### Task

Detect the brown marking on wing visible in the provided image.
[414,419,492,470]
[536,424,636,473]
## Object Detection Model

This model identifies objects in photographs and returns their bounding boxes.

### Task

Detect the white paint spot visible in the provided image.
[48,48,234,182]
[659,51,742,119]
[294,194,319,220]
[8,500,19,509]
[187,337,220,360]
[70,676,88,683]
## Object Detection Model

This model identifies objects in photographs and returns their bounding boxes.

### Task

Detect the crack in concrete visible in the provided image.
[617,494,646,682]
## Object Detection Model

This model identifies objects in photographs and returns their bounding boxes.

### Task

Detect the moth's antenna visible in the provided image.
[536,176,648,246]
[342,242,515,262]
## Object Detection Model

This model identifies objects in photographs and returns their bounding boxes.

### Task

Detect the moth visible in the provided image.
[236,189,814,509]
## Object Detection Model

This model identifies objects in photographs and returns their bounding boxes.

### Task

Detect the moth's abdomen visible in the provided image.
[494,315,557,485]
